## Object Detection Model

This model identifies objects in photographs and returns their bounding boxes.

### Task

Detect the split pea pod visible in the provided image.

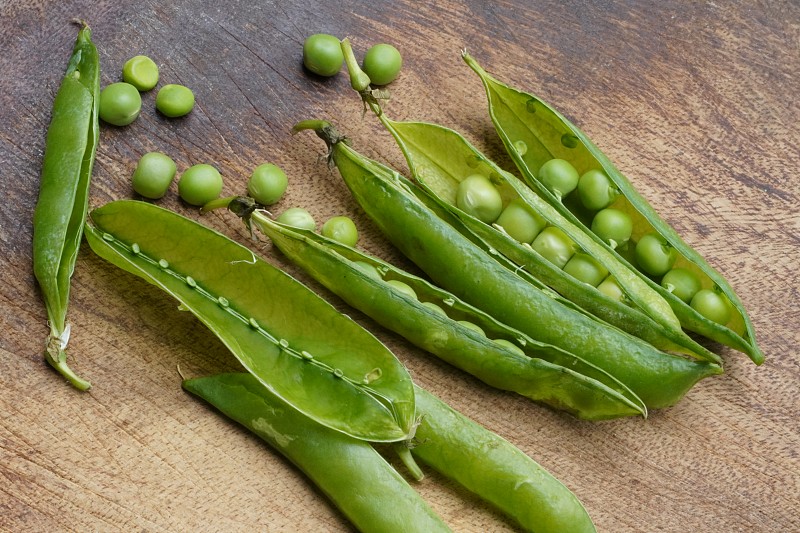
[294,121,721,410]
[85,200,415,442]
[183,373,451,533]
[243,208,645,419]
[374,115,719,364]
[32,22,99,390]
[463,52,763,364]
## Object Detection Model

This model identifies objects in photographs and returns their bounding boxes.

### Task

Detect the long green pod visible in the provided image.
[464,52,763,364]
[248,210,646,420]
[32,23,100,390]
[376,117,719,364]
[296,121,721,409]
[183,373,451,533]
[85,200,415,442]
[412,385,595,533]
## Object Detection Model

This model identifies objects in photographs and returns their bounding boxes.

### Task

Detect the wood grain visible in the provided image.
[2,1,798,531]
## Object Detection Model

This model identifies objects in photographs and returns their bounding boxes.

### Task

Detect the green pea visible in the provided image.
[494,198,546,243]
[456,174,503,224]
[662,268,702,303]
[362,43,402,86]
[457,320,485,337]
[98,82,141,126]
[591,208,633,249]
[493,338,525,356]
[538,158,579,199]
[532,226,577,268]
[178,164,223,206]
[421,301,448,317]
[303,33,344,77]
[635,233,678,277]
[277,207,316,231]
[597,276,624,301]
[691,289,732,325]
[321,216,359,247]
[352,261,382,280]
[248,163,288,206]
[386,279,417,300]
[131,152,177,199]
[156,84,195,118]
[563,253,609,287]
[122,55,159,91]
[577,169,618,211]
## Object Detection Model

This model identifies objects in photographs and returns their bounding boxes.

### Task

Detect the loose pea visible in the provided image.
[277,207,316,231]
[591,208,633,249]
[495,198,547,243]
[248,163,288,206]
[178,164,223,206]
[493,338,525,356]
[691,289,732,325]
[99,82,141,126]
[597,276,624,301]
[421,301,448,317]
[156,84,195,118]
[386,279,417,300]
[532,226,577,268]
[577,169,619,211]
[361,43,402,85]
[131,152,177,199]
[457,321,485,336]
[635,233,678,277]
[563,253,609,287]
[352,261,382,280]
[456,174,503,224]
[538,159,579,199]
[322,216,359,247]
[662,268,702,303]
[122,55,159,91]
[303,33,344,77]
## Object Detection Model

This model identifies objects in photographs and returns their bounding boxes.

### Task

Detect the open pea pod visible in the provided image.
[246,209,646,419]
[295,121,721,410]
[85,200,415,443]
[463,52,763,365]
[375,116,719,364]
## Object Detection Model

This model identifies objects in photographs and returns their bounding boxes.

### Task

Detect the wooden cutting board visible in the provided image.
[2,1,798,531]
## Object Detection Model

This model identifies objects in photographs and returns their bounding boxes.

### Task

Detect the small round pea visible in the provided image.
[122,55,159,91]
[597,276,624,301]
[156,84,195,118]
[178,164,223,206]
[591,208,633,249]
[635,233,678,276]
[303,33,344,77]
[563,253,609,287]
[690,289,732,325]
[456,174,503,224]
[577,169,619,211]
[661,268,702,303]
[352,261,382,281]
[493,338,526,356]
[361,43,402,85]
[248,163,288,206]
[321,216,359,247]
[532,226,577,268]
[495,198,547,243]
[99,82,142,126]
[457,321,485,337]
[538,159,579,199]
[421,301,448,317]
[131,152,177,199]
[386,279,417,300]
[277,207,316,231]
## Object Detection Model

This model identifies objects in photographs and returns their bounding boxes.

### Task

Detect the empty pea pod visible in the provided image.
[32,22,100,390]
[84,200,415,442]
[463,52,763,364]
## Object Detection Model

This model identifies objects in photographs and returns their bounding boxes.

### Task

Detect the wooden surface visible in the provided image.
[2,1,798,531]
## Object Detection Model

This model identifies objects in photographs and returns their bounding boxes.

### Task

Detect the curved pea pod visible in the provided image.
[375,116,719,364]
[248,210,646,419]
[32,23,99,390]
[85,200,415,443]
[183,373,451,533]
[295,121,721,410]
[463,52,763,365]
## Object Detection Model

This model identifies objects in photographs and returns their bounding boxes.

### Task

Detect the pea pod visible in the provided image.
[85,200,415,442]
[244,208,646,419]
[183,373,451,533]
[374,115,720,364]
[295,121,721,409]
[32,22,99,390]
[463,52,763,364]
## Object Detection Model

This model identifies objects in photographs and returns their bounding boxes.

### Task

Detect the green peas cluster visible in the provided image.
[302,33,403,87]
